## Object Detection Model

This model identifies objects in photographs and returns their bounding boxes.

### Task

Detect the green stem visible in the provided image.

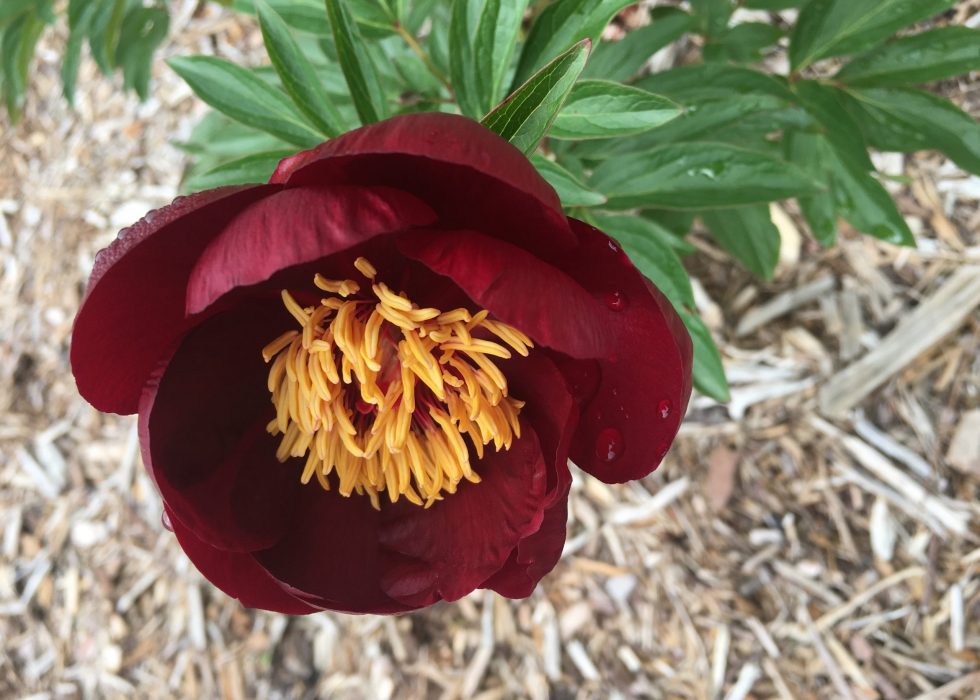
[395,24,453,93]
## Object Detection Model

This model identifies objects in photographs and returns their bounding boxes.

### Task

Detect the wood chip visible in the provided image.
[945,409,980,474]
[820,266,980,417]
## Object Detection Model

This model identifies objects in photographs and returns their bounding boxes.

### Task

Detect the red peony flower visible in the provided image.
[71,113,692,614]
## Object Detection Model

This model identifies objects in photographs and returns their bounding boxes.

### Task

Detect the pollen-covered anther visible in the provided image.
[261,257,533,510]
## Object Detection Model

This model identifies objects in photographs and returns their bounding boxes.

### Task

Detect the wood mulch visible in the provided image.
[1,2,977,698]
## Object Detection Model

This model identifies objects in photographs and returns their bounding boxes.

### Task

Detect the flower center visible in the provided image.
[261,257,532,510]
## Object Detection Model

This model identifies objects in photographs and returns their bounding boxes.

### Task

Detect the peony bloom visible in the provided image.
[71,113,692,614]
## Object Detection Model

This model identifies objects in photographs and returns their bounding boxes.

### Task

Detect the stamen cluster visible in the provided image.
[262,257,532,509]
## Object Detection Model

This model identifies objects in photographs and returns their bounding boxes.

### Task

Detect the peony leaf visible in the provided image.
[680,310,730,402]
[183,151,294,192]
[785,130,839,247]
[449,0,528,118]
[846,87,980,175]
[168,55,324,148]
[702,205,780,280]
[790,0,958,71]
[257,0,345,136]
[512,0,632,87]
[592,142,822,210]
[836,26,980,86]
[530,154,606,208]
[549,80,681,140]
[482,39,590,155]
[324,0,388,124]
[582,7,692,83]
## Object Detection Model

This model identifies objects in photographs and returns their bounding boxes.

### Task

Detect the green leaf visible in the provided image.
[0,0,35,24]
[689,0,732,38]
[531,154,606,208]
[837,27,980,86]
[325,0,388,124]
[641,210,697,252]
[634,63,794,102]
[592,213,694,309]
[703,22,783,63]
[576,93,787,160]
[743,0,804,8]
[1,13,44,122]
[550,80,680,140]
[482,39,591,154]
[680,310,729,401]
[793,80,873,172]
[702,205,780,280]
[512,0,632,87]
[582,8,691,82]
[184,151,294,192]
[592,142,821,210]
[848,87,980,174]
[115,5,169,100]
[450,0,529,118]
[785,130,839,246]
[88,0,125,76]
[826,139,915,246]
[168,56,323,148]
[257,0,344,136]
[789,0,958,71]
[63,0,97,103]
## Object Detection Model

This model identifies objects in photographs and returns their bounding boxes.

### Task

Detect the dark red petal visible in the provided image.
[481,482,570,599]
[186,185,437,315]
[559,219,693,483]
[479,352,576,598]
[500,351,577,500]
[270,113,576,257]
[398,229,613,358]
[71,185,279,414]
[138,303,299,552]
[252,487,417,614]
[168,509,318,615]
[379,425,548,605]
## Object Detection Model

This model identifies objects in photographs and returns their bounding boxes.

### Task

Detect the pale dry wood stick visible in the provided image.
[819,265,980,417]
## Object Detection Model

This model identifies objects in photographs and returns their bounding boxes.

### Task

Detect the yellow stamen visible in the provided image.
[263,260,533,510]
[354,256,377,280]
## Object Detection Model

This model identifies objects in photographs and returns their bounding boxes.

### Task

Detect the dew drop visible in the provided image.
[604,291,627,311]
[658,399,672,420]
[607,240,620,254]
[161,511,173,532]
[594,427,623,463]
[143,209,158,225]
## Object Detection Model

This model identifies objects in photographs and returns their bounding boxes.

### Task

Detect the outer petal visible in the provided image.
[270,113,576,257]
[481,484,570,598]
[139,303,299,552]
[398,229,612,358]
[71,185,279,414]
[252,487,416,614]
[186,185,437,315]
[378,425,548,606]
[481,353,577,598]
[558,219,693,483]
[168,510,318,615]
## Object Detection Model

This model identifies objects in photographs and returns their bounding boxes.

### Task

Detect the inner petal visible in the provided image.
[262,257,536,509]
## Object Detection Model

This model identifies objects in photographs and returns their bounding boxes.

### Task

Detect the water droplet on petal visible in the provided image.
[161,511,173,532]
[605,291,627,311]
[658,399,672,420]
[607,240,620,254]
[595,427,623,463]
[143,209,158,225]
